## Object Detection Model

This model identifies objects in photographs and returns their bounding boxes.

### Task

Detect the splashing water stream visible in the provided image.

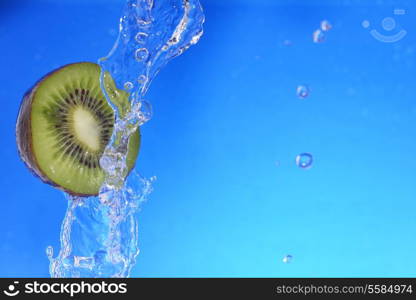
[47,0,204,278]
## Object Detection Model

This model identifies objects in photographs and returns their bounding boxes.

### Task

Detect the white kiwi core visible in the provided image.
[72,107,101,152]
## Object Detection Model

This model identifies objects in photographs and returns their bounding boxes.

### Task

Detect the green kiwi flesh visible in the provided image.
[16,62,140,196]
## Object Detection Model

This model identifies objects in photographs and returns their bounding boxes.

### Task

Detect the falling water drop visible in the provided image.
[296,85,310,99]
[295,153,313,169]
[313,29,325,43]
[320,20,332,31]
[283,255,293,263]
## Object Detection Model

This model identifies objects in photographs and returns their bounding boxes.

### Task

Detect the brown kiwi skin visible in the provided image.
[16,62,137,197]
[16,67,61,193]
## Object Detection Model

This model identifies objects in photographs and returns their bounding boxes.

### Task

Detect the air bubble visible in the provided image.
[296,85,310,99]
[320,20,332,31]
[296,153,313,169]
[135,32,148,44]
[283,255,293,263]
[138,75,147,85]
[313,29,325,43]
[124,81,134,90]
[135,48,150,62]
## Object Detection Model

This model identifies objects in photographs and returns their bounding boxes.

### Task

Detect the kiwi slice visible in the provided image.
[16,62,140,197]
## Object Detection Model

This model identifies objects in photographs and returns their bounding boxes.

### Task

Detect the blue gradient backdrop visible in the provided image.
[1,0,416,277]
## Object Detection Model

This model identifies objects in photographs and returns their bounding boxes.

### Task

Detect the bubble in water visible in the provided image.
[296,85,310,99]
[320,20,332,31]
[135,32,148,44]
[135,48,150,62]
[283,255,293,263]
[313,29,325,43]
[124,81,134,90]
[138,75,147,85]
[296,153,313,169]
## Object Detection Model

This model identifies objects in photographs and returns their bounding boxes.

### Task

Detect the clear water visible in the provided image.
[47,0,204,278]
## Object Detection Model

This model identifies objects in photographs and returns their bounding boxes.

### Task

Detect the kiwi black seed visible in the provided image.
[16,62,141,196]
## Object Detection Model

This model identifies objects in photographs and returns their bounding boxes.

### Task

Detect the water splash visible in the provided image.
[48,0,204,278]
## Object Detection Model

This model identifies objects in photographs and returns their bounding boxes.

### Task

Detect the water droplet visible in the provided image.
[283,255,293,263]
[135,48,149,62]
[296,153,313,169]
[138,75,147,84]
[313,29,325,43]
[320,20,332,31]
[124,81,134,90]
[296,85,310,99]
[135,32,148,44]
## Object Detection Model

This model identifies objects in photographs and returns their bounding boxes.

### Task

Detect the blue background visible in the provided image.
[1,0,416,277]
